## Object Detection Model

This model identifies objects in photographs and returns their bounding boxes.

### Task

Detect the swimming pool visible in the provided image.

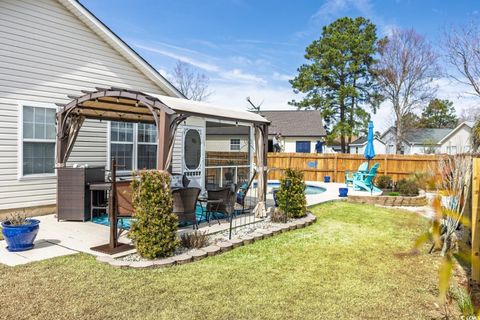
[265,182,326,195]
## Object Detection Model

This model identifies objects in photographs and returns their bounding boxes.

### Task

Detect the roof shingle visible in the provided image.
[259,110,326,137]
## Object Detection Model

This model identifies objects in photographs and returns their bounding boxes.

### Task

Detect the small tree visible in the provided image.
[419,99,458,128]
[129,170,179,259]
[169,61,211,101]
[276,168,307,218]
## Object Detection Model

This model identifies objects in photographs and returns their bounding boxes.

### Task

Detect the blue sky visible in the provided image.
[81,0,479,131]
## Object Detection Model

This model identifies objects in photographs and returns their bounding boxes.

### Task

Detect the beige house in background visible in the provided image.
[259,110,326,153]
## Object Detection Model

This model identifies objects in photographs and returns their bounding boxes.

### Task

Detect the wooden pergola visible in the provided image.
[55,87,269,210]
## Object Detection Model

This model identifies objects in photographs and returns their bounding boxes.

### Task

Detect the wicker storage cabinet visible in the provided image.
[57,167,105,221]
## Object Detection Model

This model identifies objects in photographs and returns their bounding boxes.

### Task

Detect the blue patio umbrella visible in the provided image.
[364,121,376,167]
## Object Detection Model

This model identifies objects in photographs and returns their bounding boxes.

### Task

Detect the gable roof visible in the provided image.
[58,0,183,98]
[349,136,385,146]
[381,126,452,145]
[438,121,474,144]
[258,110,326,137]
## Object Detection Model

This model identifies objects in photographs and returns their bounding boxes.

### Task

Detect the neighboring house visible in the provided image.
[205,124,250,153]
[259,110,327,153]
[381,122,474,155]
[349,137,386,154]
[0,0,267,212]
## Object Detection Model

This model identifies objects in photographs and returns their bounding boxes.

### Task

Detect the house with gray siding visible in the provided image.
[0,0,266,214]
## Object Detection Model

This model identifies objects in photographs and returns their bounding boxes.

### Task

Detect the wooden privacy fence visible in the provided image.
[267,153,445,183]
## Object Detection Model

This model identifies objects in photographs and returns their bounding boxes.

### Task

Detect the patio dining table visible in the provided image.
[197,197,223,225]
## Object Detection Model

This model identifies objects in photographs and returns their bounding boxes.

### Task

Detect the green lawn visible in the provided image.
[0,202,447,320]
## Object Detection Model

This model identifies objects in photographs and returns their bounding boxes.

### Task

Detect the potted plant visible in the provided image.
[1,212,40,252]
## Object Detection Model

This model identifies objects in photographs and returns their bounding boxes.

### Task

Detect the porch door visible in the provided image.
[183,126,204,189]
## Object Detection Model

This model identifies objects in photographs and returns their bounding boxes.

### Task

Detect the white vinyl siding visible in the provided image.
[0,0,170,210]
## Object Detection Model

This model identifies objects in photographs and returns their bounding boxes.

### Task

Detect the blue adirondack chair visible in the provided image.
[353,162,381,193]
[345,162,369,187]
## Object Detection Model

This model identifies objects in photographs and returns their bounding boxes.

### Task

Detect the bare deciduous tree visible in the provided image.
[169,61,211,101]
[444,22,480,97]
[459,105,480,122]
[374,29,439,154]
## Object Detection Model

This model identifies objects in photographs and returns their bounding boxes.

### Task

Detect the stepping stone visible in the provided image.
[251,233,264,241]
[109,259,131,268]
[153,258,175,267]
[287,223,297,231]
[130,261,154,269]
[203,245,221,257]
[173,254,193,265]
[217,241,233,252]
[96,255,113,264]
[270,227,281,235]
[230,238,244,248]
[190,249,208,261]
[295,220,307,228]
[257,229,273,238]
[241,235,254,245]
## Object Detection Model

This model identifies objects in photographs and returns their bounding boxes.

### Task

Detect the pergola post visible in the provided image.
[253,123,269,217]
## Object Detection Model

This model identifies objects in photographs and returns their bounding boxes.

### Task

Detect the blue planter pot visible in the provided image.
[1,219,40,252]
[339,187,349,197]
[324,176,331,183]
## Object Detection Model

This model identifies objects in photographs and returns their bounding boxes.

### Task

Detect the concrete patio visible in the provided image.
[0,181,376,266]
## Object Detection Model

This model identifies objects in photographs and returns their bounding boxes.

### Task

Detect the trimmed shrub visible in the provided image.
[180,230,209,249]
[276,168,307,218]
[396,179,419,196]
[410,172,437,191]
[375,175,392,189]
[129,170,179,259]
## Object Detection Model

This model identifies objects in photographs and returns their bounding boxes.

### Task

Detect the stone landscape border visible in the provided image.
[96,212,317,269]
[347,191,427,207]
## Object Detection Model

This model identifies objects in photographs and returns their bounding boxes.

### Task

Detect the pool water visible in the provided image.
[262,182,326,195]
[91,204,231,229]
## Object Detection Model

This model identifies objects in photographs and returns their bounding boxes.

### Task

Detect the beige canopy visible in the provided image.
[56,87,269,206]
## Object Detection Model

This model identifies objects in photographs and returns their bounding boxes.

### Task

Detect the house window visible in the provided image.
[230,138,241,151]
[110,122,134,170]
[137,123,157,169]
[22,106,56,176]
[110,122,157,171]
[296,141,311,153]
[447,146,457,155]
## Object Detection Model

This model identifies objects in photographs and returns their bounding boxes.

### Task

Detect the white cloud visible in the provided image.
[207,81,298,111]
[219,69,266,84]
[135,43,221,72]
[272,71,292,82]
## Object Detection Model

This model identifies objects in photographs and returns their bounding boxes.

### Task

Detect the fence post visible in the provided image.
[384,154,388,176]
[334,153,338,182]
[472,158,480,283]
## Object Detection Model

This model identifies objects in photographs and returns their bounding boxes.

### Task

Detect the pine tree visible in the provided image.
[290,17,381,152]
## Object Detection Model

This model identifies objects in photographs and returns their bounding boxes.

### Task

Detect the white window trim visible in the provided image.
[230,138,241,151]
[17,102,58,180]
[107,121,157,172]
